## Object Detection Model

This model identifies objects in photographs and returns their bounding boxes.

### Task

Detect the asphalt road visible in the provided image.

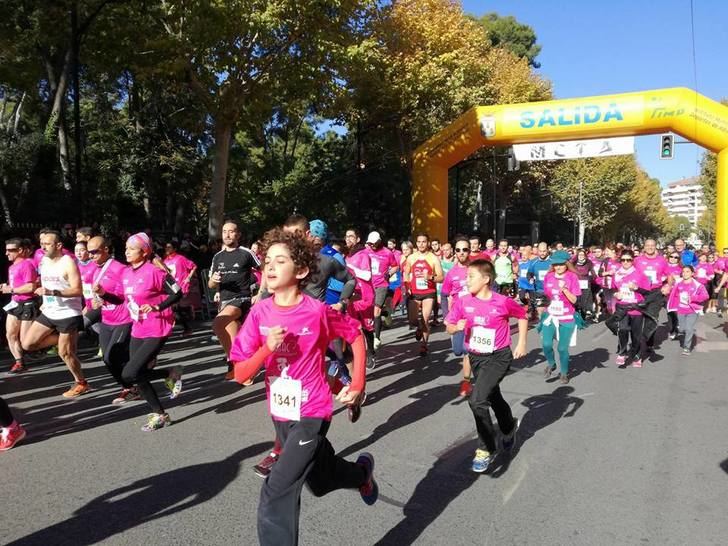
[2,311,727,545]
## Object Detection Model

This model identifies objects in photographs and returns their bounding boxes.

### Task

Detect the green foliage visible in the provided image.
[471,12,542,68]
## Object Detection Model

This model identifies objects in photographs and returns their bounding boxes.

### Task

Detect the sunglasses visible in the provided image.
[621,258,633,262]
[5,248,19,252]
[88,249,102,255]
[454,248,470,253]
[669,255,679,259]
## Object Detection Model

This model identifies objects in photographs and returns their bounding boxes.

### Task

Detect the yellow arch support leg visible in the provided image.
[716,149,728,252]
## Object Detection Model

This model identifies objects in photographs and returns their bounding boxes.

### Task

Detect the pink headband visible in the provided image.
[127,232,152,256]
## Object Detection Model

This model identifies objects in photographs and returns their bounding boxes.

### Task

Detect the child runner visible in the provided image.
[667,265,709,355]
[445,259,527,473]
[230,228,377,546]
[665,252,683,339]
[539,250,582,384]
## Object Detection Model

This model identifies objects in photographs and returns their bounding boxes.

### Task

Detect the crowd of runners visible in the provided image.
[0,219,723,545]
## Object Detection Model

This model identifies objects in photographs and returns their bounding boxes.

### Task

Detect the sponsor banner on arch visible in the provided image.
[513,136,635,161]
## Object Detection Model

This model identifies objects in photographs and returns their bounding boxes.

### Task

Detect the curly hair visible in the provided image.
[261,227,318,287]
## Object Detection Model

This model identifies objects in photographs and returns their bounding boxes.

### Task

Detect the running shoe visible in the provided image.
[8,362,25,374]
[418,343,428,357]
[0,424,26,451]
[63,382,90,398]
[718,311,723,318]
[459,379,472,398]
[47,346,58,356]
[164,366,183,399]
[366,354,376,370]
[615,355,626,366]
[543,364,555,378]
[96,347,103,358]
[559,373,570,384]
[141,413,171,432]
[254,452,279,478]
[373,337,382,351]
[357,452,378,505]
[501,418,519,452]
[415,327,423,341]
[669,333,678,340]
[632,358,643,368]
[681,348,691,356]
[383,313,393,328]
[112,387,141,405]
[348,401,362,423]
[471,449,492,473]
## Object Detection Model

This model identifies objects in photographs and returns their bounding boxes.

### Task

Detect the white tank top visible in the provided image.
[40,256,83,319]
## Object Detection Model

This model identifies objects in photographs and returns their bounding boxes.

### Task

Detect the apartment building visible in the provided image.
[661,176,706,227]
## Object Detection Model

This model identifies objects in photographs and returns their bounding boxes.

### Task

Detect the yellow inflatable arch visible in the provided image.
[412,87,728,248]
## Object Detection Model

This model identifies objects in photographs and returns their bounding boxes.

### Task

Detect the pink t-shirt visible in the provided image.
[665,263,683,284]
[634,254,668,290]
[441,262,469,301]
[77,260,97,308]
[445,292,526,354]
[602,259,621,290]
[120,262,175,338]
[714,257,727,274]
[346,250,374,306]
[667,279,709,314]
[694,263,714,285]
[94,259,131,326]
[543,271,582,323]
[164,253,196,294]
[230,294,361,421]
[365,247,397,289]
[8,259,37,303]
[613,267,650,316]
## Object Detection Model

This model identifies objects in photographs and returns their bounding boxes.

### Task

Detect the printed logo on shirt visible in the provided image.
[474,316,485,325]
[275,357,288,372]
[297,326,312,336]
[259,326,270,335]
[465,307,475,313]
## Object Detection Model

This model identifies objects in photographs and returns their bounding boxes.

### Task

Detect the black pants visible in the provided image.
[578,288,594,315]
[98,322,132,388]
[667,311,679,335]
[121,337,168,414]
[617,313,645,359]
[258,418,366,546]
[0,397,14,427]
[468,348,516,453]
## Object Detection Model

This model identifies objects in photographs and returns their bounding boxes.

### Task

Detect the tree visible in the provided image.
[156,0,372,239]
[470,12,542,67]
[614,170,672,243]
[550,156,638,244]
[663,215,693,242]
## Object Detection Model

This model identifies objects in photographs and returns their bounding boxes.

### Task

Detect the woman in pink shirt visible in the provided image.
[539,250,582,384]
[163,241,198,336]
[445,259,527,473]
[667,265,709,355]
[97,233,183,431]
[665,252,684,339]
[230,228,377,545]
[612,250,651,367]
[1,238,39,373]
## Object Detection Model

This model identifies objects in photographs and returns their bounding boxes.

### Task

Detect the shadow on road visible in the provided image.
[720,458,728,475]
[515,386,584,453]
[566,347,610,379]
[8,442,272,546]
[374,436,480,546]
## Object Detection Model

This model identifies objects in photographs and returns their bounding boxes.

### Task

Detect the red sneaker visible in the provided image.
[459,380,472,398]
[8,362,25,374]
[254,452,279,478]
[0,424,26,451]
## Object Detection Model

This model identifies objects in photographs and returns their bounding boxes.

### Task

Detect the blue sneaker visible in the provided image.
[502,418,519,452]
[357,452,378,505]
[471,449,492,473]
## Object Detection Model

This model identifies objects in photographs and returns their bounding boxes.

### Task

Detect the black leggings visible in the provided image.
[617,313,645,360]
[0,397,15,427]
[121,337,169,414]
[98,322,132,387]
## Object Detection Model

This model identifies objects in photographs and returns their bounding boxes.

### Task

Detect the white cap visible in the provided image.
[366,231,381,244]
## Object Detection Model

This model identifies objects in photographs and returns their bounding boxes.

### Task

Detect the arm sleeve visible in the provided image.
[101,292,125,304]
[234,345,272,384]
[348,334,366,393]
[155,273,183,311]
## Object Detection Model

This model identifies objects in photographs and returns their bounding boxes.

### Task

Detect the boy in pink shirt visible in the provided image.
[364,231,398,351]
[231,228,377,545]
[445,258,527,473]
[667,265,709,355]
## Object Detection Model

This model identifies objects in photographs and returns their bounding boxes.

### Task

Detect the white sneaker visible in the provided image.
[373,337,381,351]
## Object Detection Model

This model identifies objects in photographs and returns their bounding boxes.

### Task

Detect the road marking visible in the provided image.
[502,463,529,505]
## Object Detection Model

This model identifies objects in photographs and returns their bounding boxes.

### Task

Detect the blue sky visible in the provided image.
[462,0,728,185]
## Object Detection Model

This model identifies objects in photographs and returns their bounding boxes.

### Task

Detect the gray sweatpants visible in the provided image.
[678,313,698,350]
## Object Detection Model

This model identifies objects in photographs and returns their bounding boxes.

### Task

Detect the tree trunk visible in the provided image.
[208,120,233,240]
[174,201,185,234]
[58,115,72,191]
[0,174,13,227]
[12,92,26,134]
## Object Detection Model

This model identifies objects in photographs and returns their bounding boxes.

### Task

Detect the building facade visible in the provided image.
[661,176,706,227]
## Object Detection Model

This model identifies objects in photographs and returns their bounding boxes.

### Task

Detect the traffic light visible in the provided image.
[507,148,520,171]
[660,134,674,160]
